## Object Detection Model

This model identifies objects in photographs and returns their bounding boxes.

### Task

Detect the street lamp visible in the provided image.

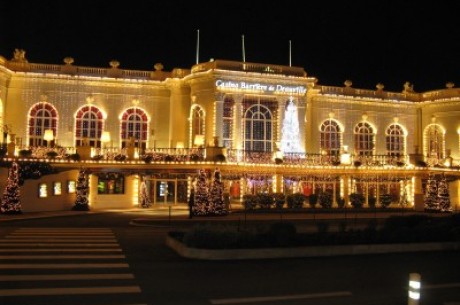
[193,134,204,148]
[43,129,54,147]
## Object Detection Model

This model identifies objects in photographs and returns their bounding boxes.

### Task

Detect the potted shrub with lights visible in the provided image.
[273,193,286,209]
[379,193,392,208]
[350,193,365,208]
[318,192,333,209]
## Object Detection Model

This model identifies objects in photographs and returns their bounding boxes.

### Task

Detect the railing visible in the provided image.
[226,150,410,167]
[4,61,174,80]
[8,146,425,168]
[191,60,307,77]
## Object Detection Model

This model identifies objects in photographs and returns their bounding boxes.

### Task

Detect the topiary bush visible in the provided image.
[350,193,365,208]
[318,192,333,209]
[286,193,305,209]
[273,193,286,209]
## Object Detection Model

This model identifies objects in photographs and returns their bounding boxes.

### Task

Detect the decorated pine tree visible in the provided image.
[192,169,208,215]
[281,98,304,154]
[140,180,151,208]
[208,168,228,215]
[0,162,22,214]
[437,174,452,212]
[424,174,439,211]
[72,168,90,211]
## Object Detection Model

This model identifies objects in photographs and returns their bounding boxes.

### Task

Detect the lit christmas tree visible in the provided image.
[140,179,151,208]
[208,168,228,216]
[281,98,304,153]
[72,168,90,211]
[437,174,452,212]
[192,169,209,216]
[0,162,22,214]
[424,174,439,211]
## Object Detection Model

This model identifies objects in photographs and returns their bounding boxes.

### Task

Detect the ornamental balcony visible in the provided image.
[4,145,453,169]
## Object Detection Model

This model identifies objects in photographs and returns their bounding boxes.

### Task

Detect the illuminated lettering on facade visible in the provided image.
[215,79,307,95]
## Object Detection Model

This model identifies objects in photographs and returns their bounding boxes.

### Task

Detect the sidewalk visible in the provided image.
[0,204,439,223]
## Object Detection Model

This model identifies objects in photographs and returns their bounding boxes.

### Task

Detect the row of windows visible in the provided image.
[28,103,149,149]
[27,101,446,158]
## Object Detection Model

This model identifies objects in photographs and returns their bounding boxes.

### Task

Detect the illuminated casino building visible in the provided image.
[0,49,459,212]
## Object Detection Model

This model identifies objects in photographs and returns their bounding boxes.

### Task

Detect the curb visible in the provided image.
[165,234,460,260]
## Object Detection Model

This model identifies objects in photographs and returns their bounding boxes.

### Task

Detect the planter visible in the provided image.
[166,234,460,260]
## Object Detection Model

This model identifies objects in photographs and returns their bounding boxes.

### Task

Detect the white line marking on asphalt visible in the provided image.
[0,248,122,252]
[209,291,353,304]
[0,263,129,269]
[0,273,134,281]
[0,254,125,259]
[0,286,141,296]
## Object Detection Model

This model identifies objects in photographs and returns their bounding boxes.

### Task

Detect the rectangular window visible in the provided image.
[98,173,125,195]
[68,180,76,193]
[39,183,48,198]
[53,182,62,195]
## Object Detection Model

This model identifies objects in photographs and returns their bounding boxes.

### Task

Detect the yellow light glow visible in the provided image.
[101,131,111,144]
[132,175,139,207]
[194,134,205,147]
[43,129,54,141]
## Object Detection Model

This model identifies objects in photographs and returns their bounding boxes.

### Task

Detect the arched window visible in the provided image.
[190,105,205,147]
[354,122,375,156]
[121,107,149,149]
[320,119,342,156]
[28,102,58,146]
[424,124,445,159]
[386,123,406,156]
[75,105,105,147]
[244,104,273,151]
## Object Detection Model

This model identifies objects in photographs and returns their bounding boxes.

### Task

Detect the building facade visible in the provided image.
[0,49,459,212]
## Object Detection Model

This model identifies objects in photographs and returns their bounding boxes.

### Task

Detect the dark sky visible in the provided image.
[1,1,459,92]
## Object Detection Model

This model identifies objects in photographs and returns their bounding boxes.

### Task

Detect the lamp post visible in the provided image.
[101,131,111,159]
[101,131,111,148]
[43,129,54,147]
[193,134,205,148]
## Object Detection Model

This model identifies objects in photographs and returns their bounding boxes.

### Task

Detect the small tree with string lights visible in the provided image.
[208,168,228,216]
[437,174,452,212]
[192,169,209,216]
[72,168,90,211]
[0,161,22,214]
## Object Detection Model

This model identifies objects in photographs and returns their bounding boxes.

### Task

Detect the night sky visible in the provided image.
[1,1,459,92]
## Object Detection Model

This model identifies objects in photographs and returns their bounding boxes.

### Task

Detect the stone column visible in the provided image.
[342,175,350,205]
[233,95,243,150]
[214,93,224,147]
[413,175,424,211]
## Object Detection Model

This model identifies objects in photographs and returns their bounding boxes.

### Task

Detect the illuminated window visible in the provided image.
[354,122,375,156]
[75,105,105,147]
[53,182,62,195]
[222,99,234,148]
[244,104,273,152]
[67,180,76,193]
[38,183,48,198]
[97,173,125,195]
[190,105,205,147]
[320,119,342,156]
[121,108,148,149]
[386,124,406,156]
[27,102,58,146]
[424,124,445,158]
